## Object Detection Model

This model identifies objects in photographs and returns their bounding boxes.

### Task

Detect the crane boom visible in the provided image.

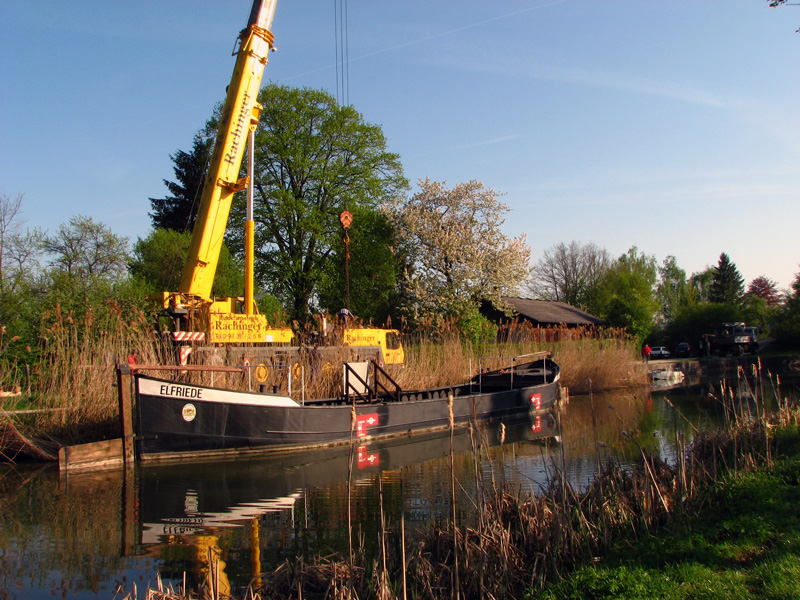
[153,0,290,345]
[180,0,277,302]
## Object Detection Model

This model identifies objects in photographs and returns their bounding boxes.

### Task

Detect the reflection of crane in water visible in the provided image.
[154,492,299,596]
[186,520,260,597]
[139,485,301,596]
[190,534,231,598]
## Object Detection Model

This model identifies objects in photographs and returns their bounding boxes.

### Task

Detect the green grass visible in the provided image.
[535,454,800,600]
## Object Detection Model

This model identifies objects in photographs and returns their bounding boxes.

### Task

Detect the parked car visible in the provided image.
[650,346,671,359]
[675,342,691,358]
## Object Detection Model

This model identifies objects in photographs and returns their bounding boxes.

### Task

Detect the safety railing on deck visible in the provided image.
[476,351,552,393]
[343,360,402,403]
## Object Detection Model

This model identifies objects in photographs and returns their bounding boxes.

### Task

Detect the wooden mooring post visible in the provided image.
[117,362,136,465]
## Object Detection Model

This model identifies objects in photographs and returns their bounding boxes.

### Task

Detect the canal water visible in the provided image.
[1,359,797,599]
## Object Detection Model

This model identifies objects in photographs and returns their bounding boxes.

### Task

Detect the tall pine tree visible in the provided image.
[148,131,212,232]
[709,252,744,305]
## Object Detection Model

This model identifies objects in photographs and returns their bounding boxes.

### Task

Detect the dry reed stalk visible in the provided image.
[347,403,356,600]
[447,392,460,600]
[400,512,407,600]
[587,378,602,475]
[376,476,392,600]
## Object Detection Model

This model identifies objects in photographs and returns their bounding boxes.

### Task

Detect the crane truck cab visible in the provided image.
[342,328,404,366]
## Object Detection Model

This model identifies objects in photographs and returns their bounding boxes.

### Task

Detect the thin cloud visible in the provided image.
[436,133,527,154]
[352,1,570,61]
[433,50,732,110]
[530,64,728,108]
[516,178,795,207]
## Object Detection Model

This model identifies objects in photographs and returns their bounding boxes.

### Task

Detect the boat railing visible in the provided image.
[342,360,402,403]
[476,351,552,393]
[372,360,402,401]
[126,364,245,373]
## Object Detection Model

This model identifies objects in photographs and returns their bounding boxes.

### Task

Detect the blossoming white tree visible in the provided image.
[390,178,530,319]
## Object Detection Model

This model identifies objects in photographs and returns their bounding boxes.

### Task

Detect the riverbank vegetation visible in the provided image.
[115,362,799,600]
[539,455,800,599]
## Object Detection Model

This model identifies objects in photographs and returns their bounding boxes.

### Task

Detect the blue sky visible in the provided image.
[2,1,798,290]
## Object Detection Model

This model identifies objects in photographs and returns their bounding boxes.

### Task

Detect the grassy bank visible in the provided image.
[538,451,800,600]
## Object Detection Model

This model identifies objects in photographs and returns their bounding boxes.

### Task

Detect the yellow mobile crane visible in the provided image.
[153,0,404,367]
[153,0,290,346]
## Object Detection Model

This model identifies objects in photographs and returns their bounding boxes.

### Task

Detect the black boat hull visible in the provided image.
[135,359,561,462]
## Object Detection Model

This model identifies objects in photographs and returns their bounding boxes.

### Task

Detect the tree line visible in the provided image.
[530,240,800,350]
[2,83,800,388]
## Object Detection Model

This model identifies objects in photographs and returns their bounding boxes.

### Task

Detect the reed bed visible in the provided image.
[25,303,165,445]
[497,321,644,393]
[549,337,644,393]
[395,322,644,395]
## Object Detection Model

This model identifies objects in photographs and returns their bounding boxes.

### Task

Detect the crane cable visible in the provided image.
[334,0,350,106]
[335,0,352,310]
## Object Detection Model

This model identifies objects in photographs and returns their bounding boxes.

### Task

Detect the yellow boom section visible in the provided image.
[179,0,278,302]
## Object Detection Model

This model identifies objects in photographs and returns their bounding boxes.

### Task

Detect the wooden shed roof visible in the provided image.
[497,297,604,327]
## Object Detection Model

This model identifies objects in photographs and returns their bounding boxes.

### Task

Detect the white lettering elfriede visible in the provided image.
[139,377,299,408]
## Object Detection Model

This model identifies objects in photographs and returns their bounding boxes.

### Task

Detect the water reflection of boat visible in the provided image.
[132,353,561,463]
[650,368,685,390]
[134,413,561,545]
[116,413,559,595]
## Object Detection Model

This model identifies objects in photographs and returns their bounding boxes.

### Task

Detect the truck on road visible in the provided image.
[707,322,759,356]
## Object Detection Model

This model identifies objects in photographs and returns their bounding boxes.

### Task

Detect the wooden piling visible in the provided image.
[58,363,135,473]
[117,362,135,465]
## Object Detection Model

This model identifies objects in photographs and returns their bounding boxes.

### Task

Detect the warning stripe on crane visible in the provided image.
[179,346,193,366]
[170,332,205,342]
